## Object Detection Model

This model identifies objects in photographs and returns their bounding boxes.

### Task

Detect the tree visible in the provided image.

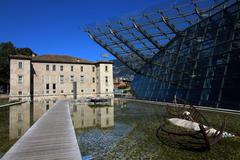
[16,48,34,56]
[0,42,35,92]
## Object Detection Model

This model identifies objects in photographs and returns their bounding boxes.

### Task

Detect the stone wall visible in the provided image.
[10,58,114,101]
[9,59,31,101]
[97,63,114,98]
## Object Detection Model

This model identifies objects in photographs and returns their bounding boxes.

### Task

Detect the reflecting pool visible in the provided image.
[0,101,55,158]
[1,99,240,159]
[71,99,166,159]
[71,99,240,160]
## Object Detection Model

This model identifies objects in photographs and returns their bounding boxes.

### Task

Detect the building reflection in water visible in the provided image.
[114,99,127,108]
[0,101,114,156]
[32,101,55,123]
[1,101,112,141]
[7,101,55,140]
[70,104,114,130]
[0,101,56,157]
[9,102,30,140]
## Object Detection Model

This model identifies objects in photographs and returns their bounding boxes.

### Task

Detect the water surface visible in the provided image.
[71,99,165,159]
[0,101,55,158]
[72,99,240,160]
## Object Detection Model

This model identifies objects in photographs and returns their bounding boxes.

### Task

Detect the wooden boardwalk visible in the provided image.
[1,100,82,160]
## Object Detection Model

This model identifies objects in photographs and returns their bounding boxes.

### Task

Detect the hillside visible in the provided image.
[111,59,135,80]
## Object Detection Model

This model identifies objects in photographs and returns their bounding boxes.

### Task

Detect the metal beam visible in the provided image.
[174,7,192,25]
[108,26,149,62]
[91,32,191,82]
[195,8,205,19]
[117,21,158,56]
[191,0,205,19]
[131,18,165,52]
[160,12,181,36]
[89,11,196,38]
[143,14,172,41]
[86,30,141,73]
[95,27,150,73]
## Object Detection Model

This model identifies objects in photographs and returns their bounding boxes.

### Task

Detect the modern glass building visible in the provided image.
[86,0,240,110]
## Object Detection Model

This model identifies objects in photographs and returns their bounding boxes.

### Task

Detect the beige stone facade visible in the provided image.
[6,101,113,140]
[10,58,31,101]
[9,102,30,140]
[9,55,114,101]
[8,101,55,140]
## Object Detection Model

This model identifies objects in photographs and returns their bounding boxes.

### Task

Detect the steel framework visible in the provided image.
[86,0,236,74]
[85,0,240,109]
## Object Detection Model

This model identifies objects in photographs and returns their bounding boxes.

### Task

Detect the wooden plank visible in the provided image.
[1,100,82,160]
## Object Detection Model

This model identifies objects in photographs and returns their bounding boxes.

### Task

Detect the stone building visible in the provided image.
[9,54,113,101]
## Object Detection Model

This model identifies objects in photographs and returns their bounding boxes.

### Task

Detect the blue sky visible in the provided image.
[0,0,174,61]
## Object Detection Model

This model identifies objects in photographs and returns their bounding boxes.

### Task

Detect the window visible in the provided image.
[81,89,84,93]
[53,83,56,93]
[71,66,74,71]
[105,76,108,83]
[46,83,49,94]
[106,118,109,125]
[92,67,95,72]
[53,65,56,71]
[18,91,22,95]
[46,65,49,71]
[18,113,23,122]
[93,119,96,125]
[46,84,49,89]
[53,83,56,90]
[46,104,49,110]
[18,62,23,69]
[46,101,49,110]
[105,66,108,72]
[106,108,109,114]
[81,120,84,126]
[93,89,95,92]
[18,113,23,121]
[70,75,74,82]
[106,89,108,92]
[60,65,63,71]
[81,66,83,72]
[73,105,77,112]
[92,77,95,83]
[80,75,84,83]
[18,128,22,137]
[18,75,23,84]
[61,90,64,93]
[60,75,64,84]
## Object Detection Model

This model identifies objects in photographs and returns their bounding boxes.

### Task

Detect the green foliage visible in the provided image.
[16,48,34,56]
[0,42,34,84]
